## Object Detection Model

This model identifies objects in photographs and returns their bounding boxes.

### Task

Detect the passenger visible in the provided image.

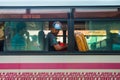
[111,33,120,50]
[46,21,67,51]
[11,22,29,51]
[0,22,5,51]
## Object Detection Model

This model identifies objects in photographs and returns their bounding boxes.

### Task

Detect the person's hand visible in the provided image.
[59,42,68,48]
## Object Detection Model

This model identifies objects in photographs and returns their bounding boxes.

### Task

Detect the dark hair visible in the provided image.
[16,22,26,32]
[0,22,5,26]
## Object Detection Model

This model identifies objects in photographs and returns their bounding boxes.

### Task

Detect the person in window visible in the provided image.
[46,21,67,51]
[11,22,29,51]
[111,33,120,50]
[0,22,5,51]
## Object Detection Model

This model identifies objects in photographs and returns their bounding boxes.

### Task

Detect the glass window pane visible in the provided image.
[31,9,70,13]
[0,9,26,14]
[75,8,120,18]
[74,20,120,51]
[30,9,69,19]
[4,21,68,51]
[74,7,120,52]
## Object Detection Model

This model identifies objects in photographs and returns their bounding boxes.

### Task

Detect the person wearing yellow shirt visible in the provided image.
[0,22,5,51]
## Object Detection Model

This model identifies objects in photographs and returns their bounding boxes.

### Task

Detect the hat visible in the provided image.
[52,21,62,30]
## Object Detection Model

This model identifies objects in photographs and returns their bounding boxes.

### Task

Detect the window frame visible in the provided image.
[0,6,120,55]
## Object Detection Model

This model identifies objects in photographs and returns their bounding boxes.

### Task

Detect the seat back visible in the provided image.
[74,32,89,52]
[38,30,45,50]
[44,35,49,51]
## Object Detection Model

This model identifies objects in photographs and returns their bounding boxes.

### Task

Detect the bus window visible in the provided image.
[4,21,68,51]
[74,20,120,51]
[5,22,47,51]
[74,7,120,51]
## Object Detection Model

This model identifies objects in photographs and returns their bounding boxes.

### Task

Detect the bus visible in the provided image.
[0,5,120,80]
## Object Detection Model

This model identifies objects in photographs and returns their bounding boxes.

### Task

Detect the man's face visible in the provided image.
[51,28,60,36]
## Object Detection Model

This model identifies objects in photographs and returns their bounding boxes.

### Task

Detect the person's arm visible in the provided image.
[53,43,67,51]
[49,33,67,51]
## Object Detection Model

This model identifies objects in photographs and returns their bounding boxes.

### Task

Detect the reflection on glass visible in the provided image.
[4,21,68,51]
[74,20,120,51]
[5,22,49,51]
